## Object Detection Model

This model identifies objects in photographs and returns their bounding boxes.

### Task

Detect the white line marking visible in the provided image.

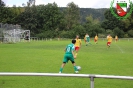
[115,44,124,53]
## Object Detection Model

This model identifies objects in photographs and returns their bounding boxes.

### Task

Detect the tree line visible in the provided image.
[0,0,133,38]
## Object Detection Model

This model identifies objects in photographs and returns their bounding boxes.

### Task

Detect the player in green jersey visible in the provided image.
[59,39,78,73]
[85,33,91,46]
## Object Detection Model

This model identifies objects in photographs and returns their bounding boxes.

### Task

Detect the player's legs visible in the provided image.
[95,39,97,44]
[107,42,108,46]
[59,62,66,73]
[70,56,78,73]
[59,55,68,73]
[84,39,86,43]
[115,39,118,42]
[75,47,79,56]
[86,41,88,46]
[107,42,111,48]
[72,63,78,73]
[88,40,92,45]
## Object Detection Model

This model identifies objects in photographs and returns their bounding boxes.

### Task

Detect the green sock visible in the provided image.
[74,66,77,71]
[59,68,63,72]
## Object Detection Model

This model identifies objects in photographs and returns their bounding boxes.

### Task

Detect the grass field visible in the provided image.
[0,39,133,88]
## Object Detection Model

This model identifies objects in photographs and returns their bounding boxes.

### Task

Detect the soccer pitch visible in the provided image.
[0,39,133,88]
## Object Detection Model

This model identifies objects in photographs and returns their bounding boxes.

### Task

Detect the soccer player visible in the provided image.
[84,35,86,43]
[25,32,30,42]
[94,34,98,44]
[75,35,81,56]
[59,39,78,73]
[115,35,118,42]
[107,34,113,48]
[85,33,91,46]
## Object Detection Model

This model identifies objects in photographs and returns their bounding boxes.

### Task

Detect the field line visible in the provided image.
[115,44,124,53]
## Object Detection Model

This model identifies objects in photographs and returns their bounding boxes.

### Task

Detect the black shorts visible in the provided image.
[25,36,29,40]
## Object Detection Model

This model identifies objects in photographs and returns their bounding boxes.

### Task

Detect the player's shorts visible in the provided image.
[25,36,29,40]
[86,39,90,42]
[75,47,80,51]
[94,39,97,42]
[107,42,111,45]
[115,39,118,41]
[63,54,75,63]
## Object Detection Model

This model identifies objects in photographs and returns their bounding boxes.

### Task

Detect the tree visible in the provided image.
[101,8,125,31]
[17,0,38,35]
[113,27,124,38]
[0,0,7,23]
[64,2,80,30]
[17,2,64,37]
[128,30,133,37]
[83,15,104,37]
[0,0,5,7]
[72,24,86,38]
[40,2,63,31]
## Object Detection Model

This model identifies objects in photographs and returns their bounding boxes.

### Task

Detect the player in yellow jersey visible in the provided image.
[75,35,81,56]
[107,34,112,48]
[94,34,98,44]
[115,35,118,42]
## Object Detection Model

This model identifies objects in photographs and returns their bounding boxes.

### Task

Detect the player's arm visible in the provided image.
[80,39,81,47]
[84,36,86,41]
[72,50,76,59]
[72,46,76,59]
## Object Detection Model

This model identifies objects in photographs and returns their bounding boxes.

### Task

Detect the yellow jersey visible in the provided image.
[75,39,81,47]
[115,36,118,39]
[107,36,112,42]
[95,36,98,40]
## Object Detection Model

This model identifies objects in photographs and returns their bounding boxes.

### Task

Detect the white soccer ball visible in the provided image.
[76,66,81,71]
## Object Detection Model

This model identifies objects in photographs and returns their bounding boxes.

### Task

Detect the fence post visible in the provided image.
[90,75,95,88]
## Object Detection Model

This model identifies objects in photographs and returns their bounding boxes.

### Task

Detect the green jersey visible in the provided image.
[86,35,90,41]
[65,44,75,54]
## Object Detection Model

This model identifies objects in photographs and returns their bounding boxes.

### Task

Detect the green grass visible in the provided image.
[0,39,133,88]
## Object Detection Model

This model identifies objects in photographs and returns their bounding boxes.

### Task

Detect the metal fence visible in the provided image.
[0,72,133,88]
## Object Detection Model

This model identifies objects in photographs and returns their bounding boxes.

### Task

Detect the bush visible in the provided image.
[36,30,58,38]
[73,24,86,38]
[124,33,129,38]
[113,27,124,38]
[106,29,114,36]
[98,34,106,38]
[128,30,133,37]
[59,31,70,38]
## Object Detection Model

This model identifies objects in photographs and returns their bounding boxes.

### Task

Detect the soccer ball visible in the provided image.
[76,66,81,71]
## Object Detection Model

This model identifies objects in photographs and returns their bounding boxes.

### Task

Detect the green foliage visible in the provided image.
[59,31,69,38]
[84,15,104,37]
[113,27,124,38]
[1,0,133,38]
[101,9,125,30]
[0,0,5,7]
[128,30,133,37]
[124,33,129,38]
[40,3,62,31]
[101,8,133,38]
[98,33,106,38]
[36,30,58,38]
[64,2,80,30]
[80,8,107,23]
[106,29,113,36]
[122,12,133,32]
[72,24,86,38]
[0,0,22,24]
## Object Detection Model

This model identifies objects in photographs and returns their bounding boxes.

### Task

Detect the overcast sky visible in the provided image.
[3,0,132,8]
